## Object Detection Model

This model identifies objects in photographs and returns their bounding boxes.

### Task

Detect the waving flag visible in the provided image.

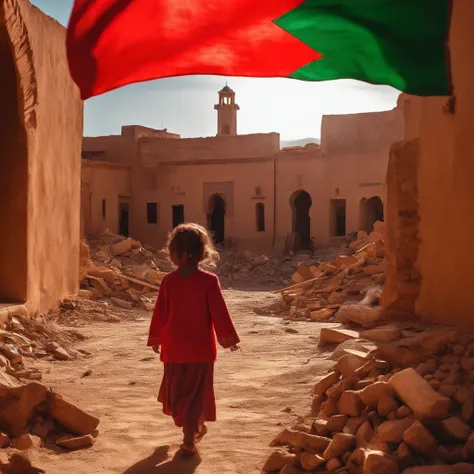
[67,0,451,100]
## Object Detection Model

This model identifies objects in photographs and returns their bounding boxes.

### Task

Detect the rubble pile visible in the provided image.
[273,222,385,324]
[81,232,171,310]
[264,326,474,473]
[0,313,87,385]
[0,383,100,459]
[83,231,342,298]
[206,250,317,288]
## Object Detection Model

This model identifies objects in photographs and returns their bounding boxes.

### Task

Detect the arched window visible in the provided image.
[256,203,265,232]
[222,124,230,135]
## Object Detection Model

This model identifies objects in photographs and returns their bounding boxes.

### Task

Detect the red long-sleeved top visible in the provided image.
[147,270,240,363]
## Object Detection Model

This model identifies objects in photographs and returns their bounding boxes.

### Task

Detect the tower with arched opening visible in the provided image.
[214,84,239,136]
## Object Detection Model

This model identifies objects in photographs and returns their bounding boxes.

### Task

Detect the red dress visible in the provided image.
[147,270,239,434]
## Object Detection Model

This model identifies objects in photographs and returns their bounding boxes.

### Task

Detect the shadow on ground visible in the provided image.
[123,446,201,474]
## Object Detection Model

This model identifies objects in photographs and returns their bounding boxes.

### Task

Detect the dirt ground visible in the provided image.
[27,290,334,474]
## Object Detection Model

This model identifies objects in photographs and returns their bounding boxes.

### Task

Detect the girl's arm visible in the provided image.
[207,275,240,348]
[147,276,167,346]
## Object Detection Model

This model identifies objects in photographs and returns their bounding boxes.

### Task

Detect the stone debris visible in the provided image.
[0,382,99,459]
[264,327,474,473]
[273,223,386,327]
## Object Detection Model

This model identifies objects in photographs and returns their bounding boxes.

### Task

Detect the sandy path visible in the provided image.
[29,290,333,474]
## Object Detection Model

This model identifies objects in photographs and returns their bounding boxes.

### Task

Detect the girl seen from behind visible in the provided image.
[148,223,240,455]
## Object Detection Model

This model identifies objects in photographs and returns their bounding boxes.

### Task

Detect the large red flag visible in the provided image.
[67,0,319,99]
[67,0,451,100]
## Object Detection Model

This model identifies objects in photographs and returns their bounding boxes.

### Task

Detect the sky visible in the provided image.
[31,0,400,140]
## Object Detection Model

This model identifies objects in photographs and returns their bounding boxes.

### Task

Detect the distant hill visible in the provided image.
[281,138,320,148]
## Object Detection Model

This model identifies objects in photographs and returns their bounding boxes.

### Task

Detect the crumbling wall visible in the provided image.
[383,0,474,327]
[381,139,421,318]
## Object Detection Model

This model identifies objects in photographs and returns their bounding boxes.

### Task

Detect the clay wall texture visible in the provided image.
[383,0,474,327]
[0,0,83,315]
[81,162,131,237]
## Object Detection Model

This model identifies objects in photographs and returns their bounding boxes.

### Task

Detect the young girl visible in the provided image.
[148,223,240,454]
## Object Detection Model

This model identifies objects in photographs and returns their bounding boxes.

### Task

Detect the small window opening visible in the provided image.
[147,202,158,224]
[102,199,107,220]
[172,205,184,228]
[256,203,265,232]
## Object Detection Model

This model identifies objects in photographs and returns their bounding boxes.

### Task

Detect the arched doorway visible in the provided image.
[0,18,28,303]
[290,191,312,251]
[360,196,384,233]
[208,194,226,244]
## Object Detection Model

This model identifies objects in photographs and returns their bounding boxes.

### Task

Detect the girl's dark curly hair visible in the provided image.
[167,223,219,264]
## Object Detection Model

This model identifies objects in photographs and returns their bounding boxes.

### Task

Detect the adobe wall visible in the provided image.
[82,161,131,236]
[82,126,179,166]
[274,111,403,249]
[383,0,474,327]
[11,0,83,314]
[131,156,275,252]
[139,133,280,165]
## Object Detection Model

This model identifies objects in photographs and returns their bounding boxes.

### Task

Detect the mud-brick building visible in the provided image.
[0,0,82,318]
[382,0,474,328]
[82,86,402,254]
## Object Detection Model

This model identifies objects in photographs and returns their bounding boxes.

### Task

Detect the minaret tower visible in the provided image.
[214,83,239,136]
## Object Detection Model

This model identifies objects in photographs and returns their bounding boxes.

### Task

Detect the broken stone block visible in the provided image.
[439,384,457,398]
[344,417,364,436]
[337,354,366,377]
[389,368,450,419]
[272,429,331,452]
[397,442,412,466]
[300,452,325,471]
[363,450,399,474]
[326,457,342,472]
[376,418,416,444]
[47,393,100,436]
[56,434,95,450]
[263,450,297,472]
[360,382,395,409]
[396,405,412,419]
[0,383,47,436]
[112,238,137,256]
[363,263,386,276]
[53,347,70,361]
[324,397,340,417]
[310,308,336,321]
[312,419,330,437]
[327,377,353,399]
[336,304,384,329]
[87,265,120,284]
[442,417,471,441]
[402,420,437,456]
[359,327,402,343]
[327,415,348,433]
[338,391,362,417]
[319,328,360,346]
[12,434,42,450]
[378,395,399,417]
[110,297,133,310]
[356,421,375,448]
[315,371,341,395]
[323,433,356,460]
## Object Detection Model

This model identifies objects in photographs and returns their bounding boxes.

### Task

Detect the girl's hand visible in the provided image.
[152,345,160,354]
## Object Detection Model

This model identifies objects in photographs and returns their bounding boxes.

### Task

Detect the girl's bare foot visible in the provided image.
[179,442,197,456]
[194,424,208,444]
